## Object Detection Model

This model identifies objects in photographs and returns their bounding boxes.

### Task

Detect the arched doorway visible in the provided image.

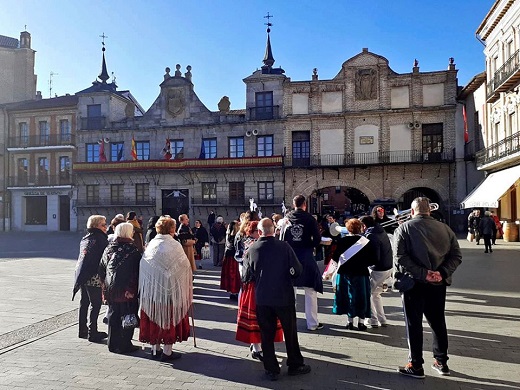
[401,187,441,209]
[310,186,370,221]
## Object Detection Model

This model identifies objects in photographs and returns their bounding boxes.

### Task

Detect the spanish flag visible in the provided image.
[131,136,138,160]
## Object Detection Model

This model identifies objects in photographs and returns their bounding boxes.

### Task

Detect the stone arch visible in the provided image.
[290,177,377,202]
[394,180,448,207]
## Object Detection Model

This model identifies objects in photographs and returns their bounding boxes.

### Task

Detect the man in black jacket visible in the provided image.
[394,197,462,379]
[73,215,109,342]
[243,218,310,381]
[282,195,323,331]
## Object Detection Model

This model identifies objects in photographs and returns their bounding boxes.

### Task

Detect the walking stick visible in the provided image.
[190,304,197,347]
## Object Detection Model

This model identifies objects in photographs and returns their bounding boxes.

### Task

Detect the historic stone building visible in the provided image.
[0,30,38,231]
[282,50,460,226]
[72,39,285,230]
[461,0,520,231]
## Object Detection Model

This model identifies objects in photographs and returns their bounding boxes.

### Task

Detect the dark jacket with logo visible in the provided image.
[282,208,323,293]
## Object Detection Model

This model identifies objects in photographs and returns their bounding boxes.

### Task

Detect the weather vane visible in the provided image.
[264,12,273,33]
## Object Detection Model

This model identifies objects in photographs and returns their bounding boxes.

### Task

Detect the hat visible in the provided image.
[216,216,224,223]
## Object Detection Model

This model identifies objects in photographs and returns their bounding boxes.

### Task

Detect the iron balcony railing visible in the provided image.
[80,116,107,130]
[7,174,73,187]
[248,105,280,121]
[8,134,75,148]
[476,131,520,168]
[284,149,454,167]
[76,197,156,207]
[487,49,520,99]
[191,197,284,206]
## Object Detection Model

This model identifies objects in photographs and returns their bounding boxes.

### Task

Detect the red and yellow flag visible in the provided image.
[131,136,138,160]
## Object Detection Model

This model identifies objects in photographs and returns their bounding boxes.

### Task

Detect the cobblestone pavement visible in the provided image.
[0,232,519,389]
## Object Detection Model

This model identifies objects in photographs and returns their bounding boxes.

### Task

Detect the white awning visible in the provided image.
[460,164,520,209]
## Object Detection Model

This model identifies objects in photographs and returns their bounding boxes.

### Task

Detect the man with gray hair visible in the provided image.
[243,218,310,381]
[394,197,462,378]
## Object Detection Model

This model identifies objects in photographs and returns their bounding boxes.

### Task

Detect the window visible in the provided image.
[110,142,124,162]
[292,131,310,166]
[257,135,273,157]
[18,158,28,185]
[422,123,443,161]
[202,138,217,159]
[170,140,184,159]
[86,185,100,205]
[25,196,47,225]
[59,120,71,142]
[59,156,70,183]
[229,182,245,204]
[255,91,274,120]
[229,137,244,158]
[258,182,274,202]
[473,111,481,151]
[202,182,217,202]
[19,122,28,145]
[86,104,102,129]
[39,121,49,144]
[136,141,150,160]
[136,183,150,204]
[86,143,100,162]
[38,157,49,185]
[111,184,124,204]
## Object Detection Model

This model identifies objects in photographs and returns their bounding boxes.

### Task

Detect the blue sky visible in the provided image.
[1,1,492,111]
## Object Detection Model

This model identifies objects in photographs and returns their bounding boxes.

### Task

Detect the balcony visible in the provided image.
[80,116,106,130]
[284,150,455,168]
[76,197,156,207]
[8,134,75,149]
[487,50,520,103]
[191,197,284,207]
[7,174,74,187]
[476,131,520,168]
[248,105,280,121]
[73,156,283,173]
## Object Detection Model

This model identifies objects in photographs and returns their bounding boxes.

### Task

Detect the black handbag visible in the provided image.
[121,302,139,329]
[393,271,415,293]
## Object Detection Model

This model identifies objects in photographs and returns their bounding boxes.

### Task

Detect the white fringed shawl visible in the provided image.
[139,234,193,329]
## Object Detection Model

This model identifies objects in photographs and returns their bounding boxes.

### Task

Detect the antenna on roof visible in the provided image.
[49,71,58,98]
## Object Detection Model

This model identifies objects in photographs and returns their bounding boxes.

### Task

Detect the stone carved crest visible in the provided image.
[167,88,185,117]
[355,68,377,100]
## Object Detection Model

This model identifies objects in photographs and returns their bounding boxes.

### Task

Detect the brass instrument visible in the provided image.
[379,202,439,228]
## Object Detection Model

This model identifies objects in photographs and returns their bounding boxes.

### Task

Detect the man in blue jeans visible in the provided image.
[394,197,462,378]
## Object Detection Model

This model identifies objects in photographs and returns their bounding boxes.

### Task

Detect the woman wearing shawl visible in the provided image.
[139,216,193,361]
[332,218,376,331]
[99,223,141,354]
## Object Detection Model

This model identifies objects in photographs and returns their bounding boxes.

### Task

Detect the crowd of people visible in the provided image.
[467,209,503,253]
[72,195,463,380]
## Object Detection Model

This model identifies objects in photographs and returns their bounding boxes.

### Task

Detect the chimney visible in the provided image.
[36,91,42,100]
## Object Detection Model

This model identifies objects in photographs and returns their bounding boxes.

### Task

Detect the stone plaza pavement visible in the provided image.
[0,232,519,390]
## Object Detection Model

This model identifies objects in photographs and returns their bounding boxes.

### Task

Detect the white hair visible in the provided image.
[115,222,134,239]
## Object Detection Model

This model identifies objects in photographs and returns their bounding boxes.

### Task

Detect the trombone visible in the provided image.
[379,202,439,228]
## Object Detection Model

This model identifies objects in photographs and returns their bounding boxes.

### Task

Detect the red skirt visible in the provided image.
[139,310,190,345]
[236,282,283,344]
[220,255,241,294]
